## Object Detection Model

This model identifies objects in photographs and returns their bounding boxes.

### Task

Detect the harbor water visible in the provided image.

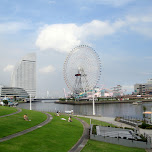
[18,100,152,119]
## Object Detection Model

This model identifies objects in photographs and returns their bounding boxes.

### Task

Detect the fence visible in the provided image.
[117,116,152,126]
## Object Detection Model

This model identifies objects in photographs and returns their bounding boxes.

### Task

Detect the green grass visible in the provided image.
[0,109,47,138]
[81,140,146,152]
[0,113,83,152]
[0,106,17,116]
[78,116,116,127]
[0,108,145,152]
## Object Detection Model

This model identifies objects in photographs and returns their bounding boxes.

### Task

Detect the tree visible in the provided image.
[3,100,8,105]
[14,96,16,101]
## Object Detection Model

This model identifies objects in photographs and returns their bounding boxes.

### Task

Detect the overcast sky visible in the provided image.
[0,0,152,97]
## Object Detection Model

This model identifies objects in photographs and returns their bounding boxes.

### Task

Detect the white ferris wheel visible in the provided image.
[63,45,101,97]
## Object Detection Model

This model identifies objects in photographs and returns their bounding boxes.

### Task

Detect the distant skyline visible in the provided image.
[0,0,152,97]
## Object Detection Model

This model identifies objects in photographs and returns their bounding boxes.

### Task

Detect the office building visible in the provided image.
[0,86,29,98]
[134,79,152,95]
[11,53,36,97]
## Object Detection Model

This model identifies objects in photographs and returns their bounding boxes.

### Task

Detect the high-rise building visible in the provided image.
[11,53,36,97]
[134,79,152,95]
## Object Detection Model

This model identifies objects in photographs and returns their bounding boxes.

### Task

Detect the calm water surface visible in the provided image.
[18,100,152,119]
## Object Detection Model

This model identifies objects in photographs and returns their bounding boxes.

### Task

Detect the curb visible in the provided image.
[69,117,89,152]
[0,108,22,118]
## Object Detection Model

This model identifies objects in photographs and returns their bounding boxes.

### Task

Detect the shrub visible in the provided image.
[59,98,66,101]
[145,125,152,129]
[138,122,150,129]
[140,134,147,142]
[124,127,134,131]
[115,117,121,121]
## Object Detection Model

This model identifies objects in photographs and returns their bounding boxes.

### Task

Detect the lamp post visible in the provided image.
[151,107,152,123]
[30,94,32,110]
[92,90,95,115]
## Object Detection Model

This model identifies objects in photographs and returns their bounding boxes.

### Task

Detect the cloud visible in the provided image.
[0,22,30,34]
[36,23,81,53]
[48,0,56,4]
[35,20,124,53]
[126,15,152,38]
[3,65,14,72]
[80,6,90,11]
[89,0,135,7]
[35,13,152,53]
[144,56,152,60]
[126,15,152,23]
[39,65,55,73]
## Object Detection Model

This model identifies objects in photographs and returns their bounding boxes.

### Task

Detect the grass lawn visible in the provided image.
[81,140,146,152]
[0,109,47,138]
[0,113,83,152]
[78,116,116,127]
[0,106,17,116]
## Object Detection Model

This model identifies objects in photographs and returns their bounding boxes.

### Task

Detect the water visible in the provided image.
[18,100,152,119]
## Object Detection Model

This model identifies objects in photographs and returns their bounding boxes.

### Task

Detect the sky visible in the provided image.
[0,0,152,97]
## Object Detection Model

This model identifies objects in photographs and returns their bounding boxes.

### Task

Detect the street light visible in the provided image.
[30,94,32,110]
[92,90,95,115]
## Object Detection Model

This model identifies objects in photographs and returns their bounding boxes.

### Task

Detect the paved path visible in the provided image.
[69,117,90,152]
[0,113,52,142]
[82,116,134,128]
[146,149,152,152]
[0,108,22,118]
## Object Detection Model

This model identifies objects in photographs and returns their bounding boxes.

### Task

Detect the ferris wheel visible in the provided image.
[63,45,101,97]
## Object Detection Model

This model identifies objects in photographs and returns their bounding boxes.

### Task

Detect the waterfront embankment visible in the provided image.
[55,99,152,105]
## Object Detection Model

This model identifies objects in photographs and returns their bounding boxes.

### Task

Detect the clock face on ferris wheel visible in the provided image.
[63,45,101,95]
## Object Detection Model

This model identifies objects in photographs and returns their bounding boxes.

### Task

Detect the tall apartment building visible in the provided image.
[11,53,36,97]
[134,79,152,95]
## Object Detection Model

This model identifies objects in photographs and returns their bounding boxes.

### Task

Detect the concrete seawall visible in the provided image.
[55,100,152,105]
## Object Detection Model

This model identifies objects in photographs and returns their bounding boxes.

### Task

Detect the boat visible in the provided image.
[65,110,74,114]
[137,101,142,104]
[132,101,142,105]
[132,101,138,105]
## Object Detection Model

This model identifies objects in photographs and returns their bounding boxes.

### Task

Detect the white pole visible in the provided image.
[92,90,95,115]
[151,107,152,123]
[30,94,32,110]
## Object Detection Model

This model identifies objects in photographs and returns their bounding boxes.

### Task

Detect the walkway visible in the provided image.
[0,112,52,142]
[69,117,90,152]
[0,108,22,118]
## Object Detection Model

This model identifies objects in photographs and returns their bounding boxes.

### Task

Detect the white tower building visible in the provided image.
[11,53,36,97]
